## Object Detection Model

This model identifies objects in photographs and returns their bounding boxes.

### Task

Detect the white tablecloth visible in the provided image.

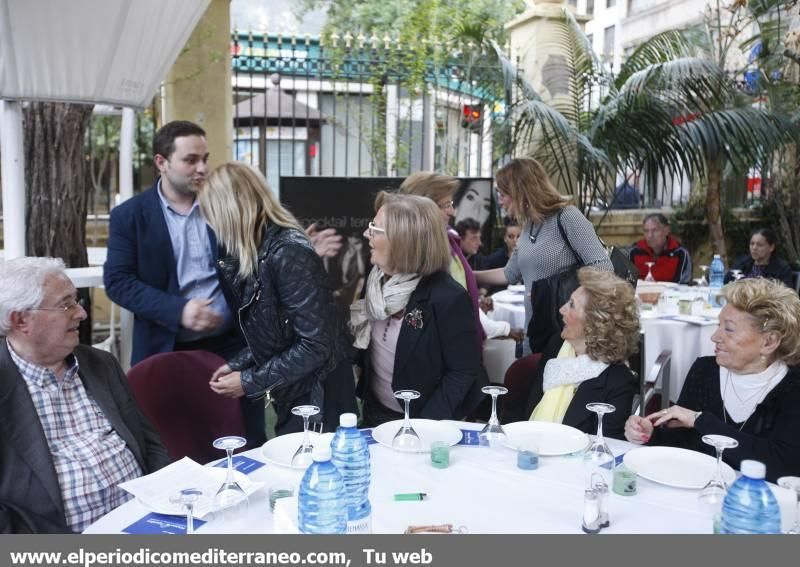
[641,315,717,404]
[489,289,526,332]
[84,423,795,534]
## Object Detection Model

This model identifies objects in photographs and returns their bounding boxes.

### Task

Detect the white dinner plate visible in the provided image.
[372,419,462,453]
[501,421,589,456]
[261,432,334,469]
[623,446,736,489]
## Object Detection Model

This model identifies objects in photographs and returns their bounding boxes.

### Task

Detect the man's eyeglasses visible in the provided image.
[438,200,455,211]
[368,221,386,238]
[30,298,87,314]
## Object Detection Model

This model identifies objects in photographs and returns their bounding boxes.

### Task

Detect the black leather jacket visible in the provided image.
[217,224,349,413]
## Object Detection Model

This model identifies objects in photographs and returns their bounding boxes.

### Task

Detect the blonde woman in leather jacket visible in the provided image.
[198,162,357,435]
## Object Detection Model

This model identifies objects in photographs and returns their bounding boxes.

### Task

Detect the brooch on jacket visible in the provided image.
[404,308,424,330]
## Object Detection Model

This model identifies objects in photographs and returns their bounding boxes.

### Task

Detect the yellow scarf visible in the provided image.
[530,342,577,422]
[450,255,467,289]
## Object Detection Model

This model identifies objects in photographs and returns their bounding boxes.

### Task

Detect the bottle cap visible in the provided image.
[339,413,357,428]
[740,459,766,479]
[312,446,332,462]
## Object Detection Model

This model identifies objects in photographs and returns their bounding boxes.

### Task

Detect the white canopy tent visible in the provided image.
[0,0,211,258]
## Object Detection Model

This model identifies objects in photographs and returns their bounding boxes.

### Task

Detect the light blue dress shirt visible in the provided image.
[157,181,233,342]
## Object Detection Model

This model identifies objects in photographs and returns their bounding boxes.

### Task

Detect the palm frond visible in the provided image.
[615,28,700,87]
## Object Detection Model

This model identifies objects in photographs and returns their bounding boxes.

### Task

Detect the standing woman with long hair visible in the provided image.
[199,162,357,435]
[475,158,613,352]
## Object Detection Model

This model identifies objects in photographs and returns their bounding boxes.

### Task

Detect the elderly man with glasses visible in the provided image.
[0,257,169,533]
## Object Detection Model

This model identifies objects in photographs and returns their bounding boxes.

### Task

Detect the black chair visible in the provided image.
[632,350,672,417]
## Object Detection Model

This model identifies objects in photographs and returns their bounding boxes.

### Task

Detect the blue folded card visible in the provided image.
[459,429,481,446]
[123,513,206,535]
[212,455,265,474]
[360,429,377,445]
[601,453,626,470]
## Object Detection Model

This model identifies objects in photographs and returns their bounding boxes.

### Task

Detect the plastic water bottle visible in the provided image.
[719,460,781,534]
[330,413,372,533]
[297,446,346,534]
[709,254,726,307]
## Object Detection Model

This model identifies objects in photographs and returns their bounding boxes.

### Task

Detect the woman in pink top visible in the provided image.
[350,193,488,426]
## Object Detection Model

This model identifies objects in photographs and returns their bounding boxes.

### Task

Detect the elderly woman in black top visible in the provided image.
[625,278,800,481]
[513,268,639,439]
[351,193,487,426]
[724,228,793,288]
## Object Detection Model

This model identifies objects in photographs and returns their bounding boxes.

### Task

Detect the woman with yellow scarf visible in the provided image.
[524,268,640,439]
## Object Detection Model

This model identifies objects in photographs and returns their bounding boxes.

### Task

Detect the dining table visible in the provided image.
[638,285,719,405]
[84,421,796,535]
[488,288,526,330]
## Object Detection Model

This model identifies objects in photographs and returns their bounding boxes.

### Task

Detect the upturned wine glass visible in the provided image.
[698,435,738,531]
[479,385,508,446]
[777,476,800,534]
[644,262,656,282]
[699,265,709,286]
[290,405,321,467]
[169,488,203,534]
[583,403,616,487]
[212,436,248,513]
[392,390,421,451]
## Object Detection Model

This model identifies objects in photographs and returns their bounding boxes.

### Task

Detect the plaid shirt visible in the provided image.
[8,343,143,532]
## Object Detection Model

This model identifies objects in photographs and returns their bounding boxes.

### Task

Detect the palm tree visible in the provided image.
[489,8,793,259]
[738,0,800,262]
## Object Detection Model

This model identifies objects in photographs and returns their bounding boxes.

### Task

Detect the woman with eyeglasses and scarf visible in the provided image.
[351,193,487,426]
[397,172,485,350]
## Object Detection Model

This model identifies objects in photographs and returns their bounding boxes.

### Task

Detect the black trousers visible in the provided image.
[273,358,358,436]
[360,386,403,428]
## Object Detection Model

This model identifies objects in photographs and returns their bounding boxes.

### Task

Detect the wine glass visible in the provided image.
[290,405,321,467]
[392,390,421,451]
[698,435,738,518]
[479,385,508,445]
[777,476,800,534]
[169,488,203,534]
[644,261,656,282]
[583,403,616,487]
[212,436,249,514]
[699,265,709,286]
[730,269,744,281]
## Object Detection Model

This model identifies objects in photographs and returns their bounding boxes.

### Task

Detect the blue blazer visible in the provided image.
[103,182,219,365]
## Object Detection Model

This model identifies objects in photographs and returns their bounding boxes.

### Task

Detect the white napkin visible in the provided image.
[118,457,264,519]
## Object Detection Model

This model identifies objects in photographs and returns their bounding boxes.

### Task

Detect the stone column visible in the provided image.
[505,1,590,156]
[163,0,232,167]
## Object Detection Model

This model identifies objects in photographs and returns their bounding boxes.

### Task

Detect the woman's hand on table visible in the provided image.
[624,415,654,444]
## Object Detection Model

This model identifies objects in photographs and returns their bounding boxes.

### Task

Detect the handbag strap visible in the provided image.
[555,207,585,267]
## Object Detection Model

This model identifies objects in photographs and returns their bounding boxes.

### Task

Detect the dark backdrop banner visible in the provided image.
[280,176,493,308]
